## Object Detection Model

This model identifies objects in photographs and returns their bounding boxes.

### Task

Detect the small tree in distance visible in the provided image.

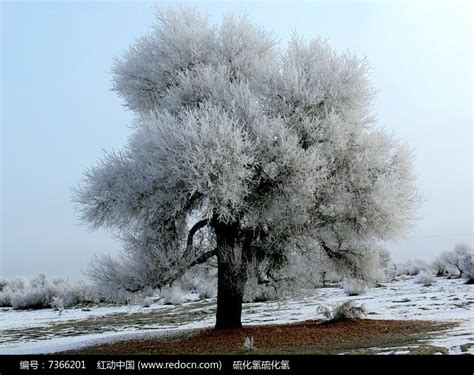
[74,8,419,329]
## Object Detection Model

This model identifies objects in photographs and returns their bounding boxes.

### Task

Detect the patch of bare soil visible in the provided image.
[63,319,454,355]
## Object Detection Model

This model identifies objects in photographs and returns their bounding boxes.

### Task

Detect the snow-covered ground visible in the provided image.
[0,276,472,354]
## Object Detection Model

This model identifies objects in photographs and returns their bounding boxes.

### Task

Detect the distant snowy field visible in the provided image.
[0,276,472,355]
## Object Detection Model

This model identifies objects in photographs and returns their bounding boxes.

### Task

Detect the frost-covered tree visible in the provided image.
[459,252,474,284]
[453,243,473,279]
[74,8,418,328]
[432,243,473,278]
[433,250,459,276]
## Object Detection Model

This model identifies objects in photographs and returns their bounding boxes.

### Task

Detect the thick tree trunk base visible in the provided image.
[215,294,243,329]
[212,218,246,330]
[214,254,245,329]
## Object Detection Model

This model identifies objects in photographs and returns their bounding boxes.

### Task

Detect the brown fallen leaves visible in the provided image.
[65,319,453,355]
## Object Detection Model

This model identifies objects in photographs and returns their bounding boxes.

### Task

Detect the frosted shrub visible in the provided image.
[415,271,435,286]
[243,248,343,302]
[161,285,186,305]
[179,263,217,299]
[10,274,56,309]
[384,264,400,281]
[242,336,255,351]
[0,285,14,307]
[141,296,153,308]
[124,291,153,306]
[342,278,366,296]
[86,254,154,304]
[354,244,393,284]
[11,289,49,309]
[0,278,8,292]
[193,278,216,299]
[50,296,65,310]
[243,261,279,303]
[282,248,331,288]
[378,248,392,272]
[8,277,31,291]
[0,275,98,310]
[318,301,367,322]
[0,292,10,307]
[56,280,96,307]
[317,305,333,320]
[406,260,431,276]
[243,282,278,303]
[0,277,31,307]
[91,283,135,304]
[333,302,367,321]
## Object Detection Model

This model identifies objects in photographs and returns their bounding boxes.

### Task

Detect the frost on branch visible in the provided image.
[74,8,419,321]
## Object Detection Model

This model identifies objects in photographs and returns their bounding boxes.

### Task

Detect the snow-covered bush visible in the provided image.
[193,278,216,299]
[243,259,279,303]
[90,284,137,304]
[11,289,49,309]
[161,285,186,305]
[384,264,400,281]
[377,248,396,282]
[9,274,58,309]
[0,278,8,292]
[179,263,217,299]
[318,301,367,322]
[88,253,216,304]
[88,255,216,305]
[342,278,366,296]
[141,296,153,308]
[378,248,392,271]
[86,254,155,303]
[0,274,97,310]
[243,246,344,302]
[243,281,278,303]
[9,277,31,290]
[0,277,30,307]
[0,293,8,307]
[59,280,97,306]
[245,243,386,302]
[50,296,65,310]
[415,271,435,286]
[325,242,387,288]
[395,259,432,276]
[283,248,333,288]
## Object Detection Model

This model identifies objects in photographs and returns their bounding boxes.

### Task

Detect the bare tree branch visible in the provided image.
[185,218,210,254]
[190,248,217,267]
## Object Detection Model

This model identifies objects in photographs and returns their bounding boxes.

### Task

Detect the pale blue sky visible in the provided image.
[1,1,472,278]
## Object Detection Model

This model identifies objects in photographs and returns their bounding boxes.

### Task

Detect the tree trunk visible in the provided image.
[215,254,245,329]
[212,219,247,329]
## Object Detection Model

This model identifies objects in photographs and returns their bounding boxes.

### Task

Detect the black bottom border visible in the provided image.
[0,355,473,375]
